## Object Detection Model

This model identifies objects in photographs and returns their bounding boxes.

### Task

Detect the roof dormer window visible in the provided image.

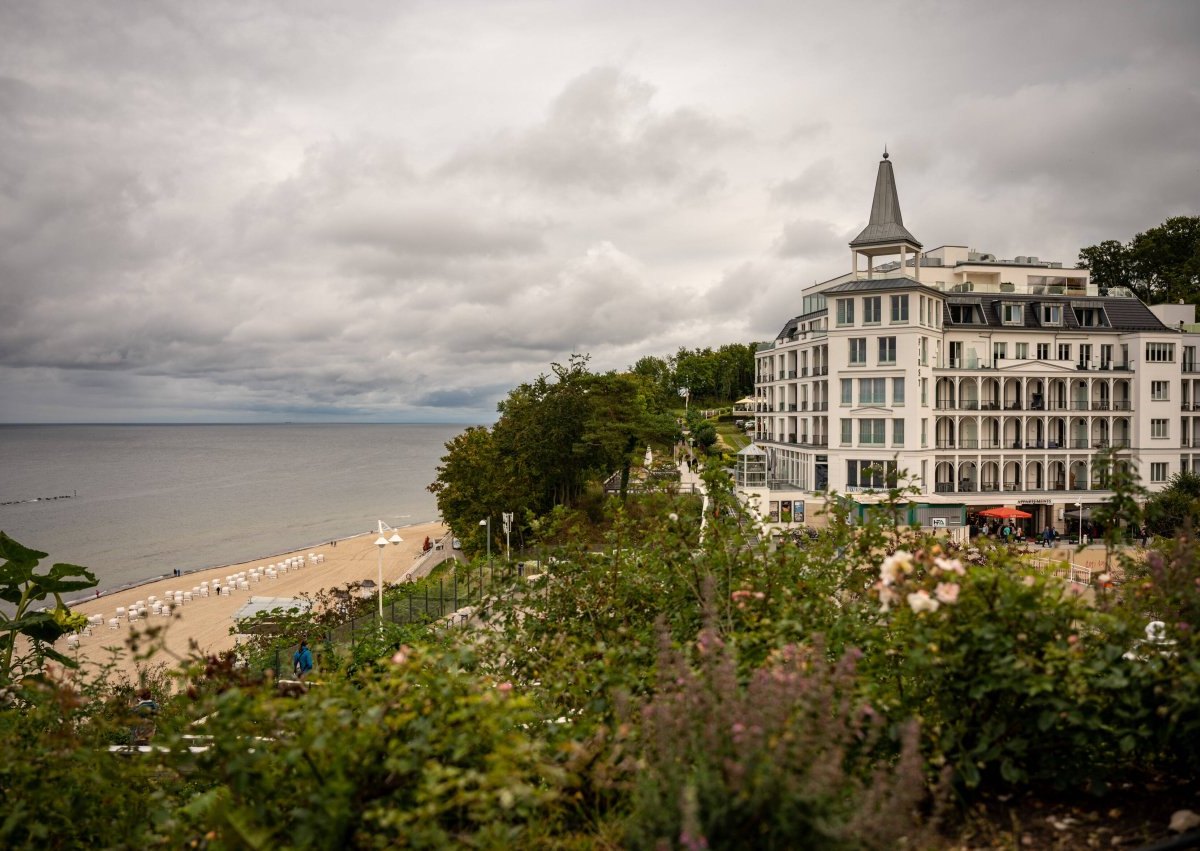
[1072,303,1110,328]
[1001,302,1024,326]
[1041,304,1062,326]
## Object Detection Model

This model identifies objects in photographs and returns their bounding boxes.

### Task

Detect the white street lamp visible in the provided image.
[373,522,404,620]
[1074,501,1083,546]
[479,517,491,566]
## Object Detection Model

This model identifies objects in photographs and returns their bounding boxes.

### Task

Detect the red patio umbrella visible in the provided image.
[977,507,1033,520]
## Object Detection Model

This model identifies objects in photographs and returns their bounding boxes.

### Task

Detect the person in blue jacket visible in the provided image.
[293,639,314,679]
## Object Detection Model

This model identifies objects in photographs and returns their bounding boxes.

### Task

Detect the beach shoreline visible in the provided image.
[59,519,449,682]
[64,519,442,607]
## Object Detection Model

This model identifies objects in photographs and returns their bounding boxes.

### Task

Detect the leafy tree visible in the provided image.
[691,420,717,453]
[578,371,676,500]
[1145,470,1200,537]
[1079,216,1200,303]
[1078,239,1133,295]
[1090,449,1146,569]
[427,426,502,550]
[431,355,678,541]
[1129,216,1200,304]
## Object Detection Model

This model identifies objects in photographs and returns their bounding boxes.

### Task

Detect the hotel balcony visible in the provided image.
[934,438,1130,451]
[936,359,1131,372]
[936,398,1132,413]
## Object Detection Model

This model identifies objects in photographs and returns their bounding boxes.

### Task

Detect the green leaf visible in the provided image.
[0,532,49,567]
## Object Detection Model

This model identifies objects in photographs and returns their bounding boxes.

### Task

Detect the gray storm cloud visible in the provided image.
[1,0,1198,423]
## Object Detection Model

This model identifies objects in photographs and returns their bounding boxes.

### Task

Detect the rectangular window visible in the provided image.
[840,378,852,405]
[840,419,852,445]
[921,378,928,406]
[919,295,926,325]
[892,377,905,405]
[879,336,897,364]
[1147,342,1176,363]
[1151,462,1168,483]
[919,336,928,366]
[1001,302,1023,325]
[993,342,1007,361]
[849,338,866,365]
[836,298,855,326]
[863,296,882,324]
[1058,343,1071,361]
[890,294,909,323]
[1152,381,1170,401]
[892,418,905,446]
[1152,418,1169,438]
[859,378,886,406]
[1042,304,1062,326]
[847,459,898,489]
[921,418,928,447]
[1016,342,1029,359]
[859,419,885,445]
[1037,343,1050,360]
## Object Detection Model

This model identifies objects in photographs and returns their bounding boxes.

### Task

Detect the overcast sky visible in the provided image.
[1,1,1197,423]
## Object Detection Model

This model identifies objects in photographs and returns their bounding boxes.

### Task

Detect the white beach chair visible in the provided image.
[161,605,171,616]
[67,634,80,649]
[116,606,126,618]
[108,618,120,630]
[182,592,192,604]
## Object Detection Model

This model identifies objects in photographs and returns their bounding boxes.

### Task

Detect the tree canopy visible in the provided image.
[632,343,758,408]
[428,355,677,547]
[1079,215,1200,302]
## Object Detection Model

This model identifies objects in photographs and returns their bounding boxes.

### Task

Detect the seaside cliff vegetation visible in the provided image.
[427,347,752,554]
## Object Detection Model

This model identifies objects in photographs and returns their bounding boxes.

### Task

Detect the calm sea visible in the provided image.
[0,424,467,593]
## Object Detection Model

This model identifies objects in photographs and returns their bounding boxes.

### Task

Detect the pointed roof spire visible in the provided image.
[850,151,921,249]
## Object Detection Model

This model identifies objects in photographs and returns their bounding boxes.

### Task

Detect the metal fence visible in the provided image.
[257,559,525,675]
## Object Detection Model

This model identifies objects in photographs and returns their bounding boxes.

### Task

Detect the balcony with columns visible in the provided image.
[932,457,1126,495]
[933,375,1133,414]
[934,413,1132,452]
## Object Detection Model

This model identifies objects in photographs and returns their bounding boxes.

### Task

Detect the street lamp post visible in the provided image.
[479,517,491,567]
[374,521,404,620]
[1074,502,1083,546]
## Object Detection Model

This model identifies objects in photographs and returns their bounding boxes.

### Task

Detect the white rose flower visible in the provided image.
[907,589,940,614]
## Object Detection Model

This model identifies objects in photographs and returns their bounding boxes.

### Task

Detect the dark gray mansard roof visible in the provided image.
[774,308,827,341]
[942,294,1170,332]
[822,276,944,295]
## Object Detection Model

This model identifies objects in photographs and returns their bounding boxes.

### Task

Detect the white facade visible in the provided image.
[742,155,1188,533]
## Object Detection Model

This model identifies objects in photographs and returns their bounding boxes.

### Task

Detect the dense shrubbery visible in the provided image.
[3,466,1200,847]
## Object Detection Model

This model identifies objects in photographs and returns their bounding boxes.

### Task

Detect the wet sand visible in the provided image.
[60,521,447,682]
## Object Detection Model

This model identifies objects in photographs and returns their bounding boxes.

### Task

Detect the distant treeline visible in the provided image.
[630,343,757,408]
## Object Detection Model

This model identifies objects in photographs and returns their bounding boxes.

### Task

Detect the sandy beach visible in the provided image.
[59,520,447,682]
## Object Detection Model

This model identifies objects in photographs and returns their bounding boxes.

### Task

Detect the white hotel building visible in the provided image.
[739,153,1196,533]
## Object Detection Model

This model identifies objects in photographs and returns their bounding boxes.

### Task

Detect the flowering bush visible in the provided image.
[864,545,1149,789]
[625,623,938,849]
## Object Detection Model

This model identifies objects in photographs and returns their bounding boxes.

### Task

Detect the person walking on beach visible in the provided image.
[293,639,314,680]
